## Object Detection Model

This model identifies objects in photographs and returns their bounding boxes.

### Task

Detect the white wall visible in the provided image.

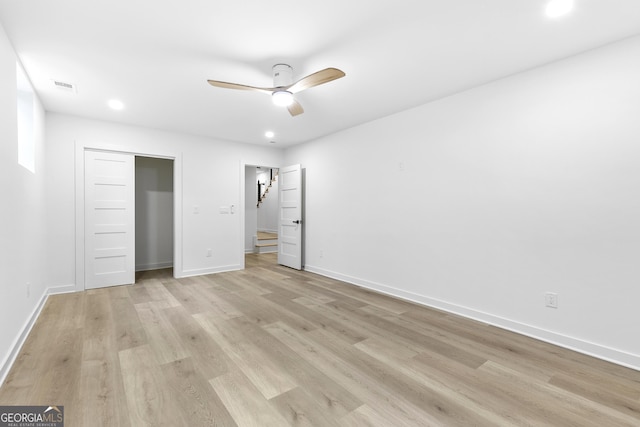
[285,35,640,370]
[45,113,283,286]
[135,156,174,271]
[0,22,48,383]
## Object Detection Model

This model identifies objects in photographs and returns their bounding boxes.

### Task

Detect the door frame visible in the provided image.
[75,141,183,291]
[239,161,281,269]
[239,161,304,270]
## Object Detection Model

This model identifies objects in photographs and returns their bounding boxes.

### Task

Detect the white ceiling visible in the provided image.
[2,0,640,147]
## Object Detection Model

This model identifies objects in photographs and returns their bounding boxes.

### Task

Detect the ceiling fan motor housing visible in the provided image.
[273,64,293,88]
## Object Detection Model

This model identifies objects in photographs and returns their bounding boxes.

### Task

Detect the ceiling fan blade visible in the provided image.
[207,80,273,95]
[287,99,304,116]
[287,68,345,94]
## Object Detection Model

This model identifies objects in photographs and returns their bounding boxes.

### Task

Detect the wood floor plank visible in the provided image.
[160,357,237,427]
[306,278,415,314]
[189,282,245,320]
[269,387,341,427]
[1,255,639,426]
[306,327,502,426]
[162,306,232,380]
[358,304,488,369]
[228,315,362,417]
[126,281,154,304]
[194,312,298,400]
[264,294,367,345]
[264,321,444,426]
[108,286,148,351]
[215,288,318,333]
[135,302,190,364]
[549,372,640,420]
[300,295,454,362]
[339,404,390,427]
[80,291,131,427]
[479,360,640,426]
[118,344,187,426]
[410,349,549,426]
[80,359,131,427]
[143,278,182,309]
[162,277,214,315]
[210,370,292,427]
[354,337,521,426]
[210,273,272,295]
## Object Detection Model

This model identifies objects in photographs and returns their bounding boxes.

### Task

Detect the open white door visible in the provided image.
[85,150,135,289]
[278,164,303,270]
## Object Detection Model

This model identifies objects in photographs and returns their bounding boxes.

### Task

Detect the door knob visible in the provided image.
[292,220,301,224]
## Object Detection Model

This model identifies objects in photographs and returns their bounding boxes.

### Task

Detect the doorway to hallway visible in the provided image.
[245,165,279,255]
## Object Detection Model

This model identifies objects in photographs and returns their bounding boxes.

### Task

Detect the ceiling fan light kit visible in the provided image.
[207,63,345,117]
[272,90,294,107]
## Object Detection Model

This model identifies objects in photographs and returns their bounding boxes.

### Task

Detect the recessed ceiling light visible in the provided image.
[265,131,275,139]
[108,99,125,110]
[546,0,574,18]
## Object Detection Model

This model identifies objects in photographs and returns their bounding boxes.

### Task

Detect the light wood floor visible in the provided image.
[1,254,639,426]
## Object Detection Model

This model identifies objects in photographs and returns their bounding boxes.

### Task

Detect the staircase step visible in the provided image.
[257,232,278,240]
[255,242,278,248]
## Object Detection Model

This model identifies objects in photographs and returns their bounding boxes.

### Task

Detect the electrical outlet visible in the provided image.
[545,292,558,308]
[319,249,324,258]
[206,248,212,257]
[26,282,30,298]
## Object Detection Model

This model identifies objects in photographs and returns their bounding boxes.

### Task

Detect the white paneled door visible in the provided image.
[278,164,303,270]
[84,150,135,289]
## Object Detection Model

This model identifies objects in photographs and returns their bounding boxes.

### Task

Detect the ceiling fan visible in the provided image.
[207,64,345,117]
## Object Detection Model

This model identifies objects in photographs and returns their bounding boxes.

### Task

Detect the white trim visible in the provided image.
[239,161,246,270]
[75,142,184,287]
[47,284,77,295]
[304,264,640,372]
[181,264,242,278]
[0,290,48,387]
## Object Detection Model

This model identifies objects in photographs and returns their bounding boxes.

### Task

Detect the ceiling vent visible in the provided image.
[51,79,77,93]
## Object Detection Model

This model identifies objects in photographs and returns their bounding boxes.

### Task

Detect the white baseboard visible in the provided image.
[180,264,242,278]
[0,290,49,387]
[48,284,77,295]
[304,265,640,372]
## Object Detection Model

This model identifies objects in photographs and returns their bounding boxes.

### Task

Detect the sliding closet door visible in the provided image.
[84,150,135,289]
